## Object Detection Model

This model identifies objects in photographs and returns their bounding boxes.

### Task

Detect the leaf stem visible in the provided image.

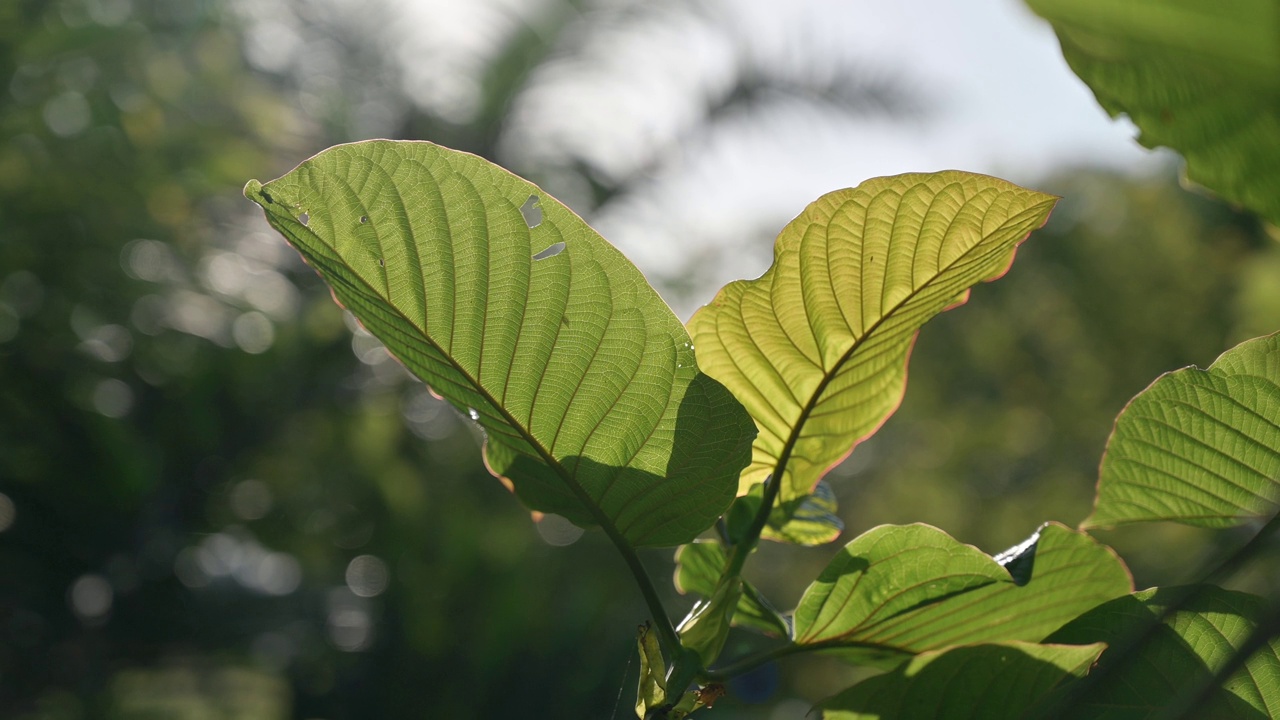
[701,638,885,683]
[609,532,683,661]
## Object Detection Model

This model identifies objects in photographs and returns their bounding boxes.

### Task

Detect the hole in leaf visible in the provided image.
[532,242,565,261]
[519,195,542,228]
[299,212,310,226]
[359,215,368,224]
[377,258,385,267]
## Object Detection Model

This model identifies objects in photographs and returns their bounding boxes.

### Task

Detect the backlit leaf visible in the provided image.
[727,480,844,547]
[688,172,1056,502]
[820,642,1105,720]
[1026,0,1280,225]
[674,541,790,637]
[1086,333,1280,529]
[244,140,755,547]
[1044,586,1280,718]
[794,523,1131,666]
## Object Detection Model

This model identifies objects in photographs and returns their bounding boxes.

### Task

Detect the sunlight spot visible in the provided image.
[69,574,113,624]
[0,493,14,532]
[345,555,389,598]
[535,514,584,547]
[92,378,134,418]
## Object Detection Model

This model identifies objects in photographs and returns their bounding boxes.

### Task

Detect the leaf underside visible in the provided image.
[820,641,1105,720]
[1026,0,1280,225]
[793,523,1131,666]
[1045,585,1280,718]
[1087,332,1280,529]
[245,140,755,547]
[688,171,1057,505]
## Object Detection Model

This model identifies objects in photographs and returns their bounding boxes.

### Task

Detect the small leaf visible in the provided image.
[794,523,1131,665]
[1044,586,1280,718]
[1026,0,1280,225]
[245,141,755,547]
[688,172,1056,503]
[676,577,741,667]
[820,641,1106,720]
[727,480,844,547]
[636,622,667,718]
[1086,332,1280,529]
[674,541,790,637]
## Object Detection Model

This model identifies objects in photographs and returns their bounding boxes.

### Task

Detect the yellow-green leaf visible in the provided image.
[688,172,1056,502]
[244,140,755,547]
[1086,332,1280,529]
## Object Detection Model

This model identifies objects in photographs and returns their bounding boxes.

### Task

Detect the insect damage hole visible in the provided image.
[519,194,542,228]
[298,212,310,226]
[532,242,565,261]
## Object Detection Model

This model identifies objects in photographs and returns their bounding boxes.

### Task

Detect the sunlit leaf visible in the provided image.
[244,140,755,547]
[727,480,844,547]
[1044,586,1280,718]
[1085,333,1280,529]
[820,641,1105,720]
[636,622,667,718]
[1026,0,1280,225]
[674,541,789,637]
[688,172,1056,502]
[794,523,1131,666]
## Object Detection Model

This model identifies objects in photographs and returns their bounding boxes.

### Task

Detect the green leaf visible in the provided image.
[688,172,1056,502]
[1044,586,1280,718]
[636,622,667,718]
[244,140,755,547]
[727,480,844,547]
[820,641,1106,720]
[1025,0,1280,225]
[794,523,1131,666]
[674,541,790,637]
[1085,333,1280,529]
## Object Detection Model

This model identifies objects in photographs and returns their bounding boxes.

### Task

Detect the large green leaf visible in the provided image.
[1026,0,1280,225]
[794,523,1131,666]
[1044,586,1280,718]
[820,641,1106,720]
[688,172,1056,502]
[244,140,755,547]
[1085,333,1280,529]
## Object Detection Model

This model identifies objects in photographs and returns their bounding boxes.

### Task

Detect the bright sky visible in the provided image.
[387,0,1175,315]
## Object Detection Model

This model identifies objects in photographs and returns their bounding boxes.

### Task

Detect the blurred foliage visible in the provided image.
[1,0,1278,718]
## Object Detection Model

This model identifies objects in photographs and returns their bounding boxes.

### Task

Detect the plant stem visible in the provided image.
[607,527,682,661]
[701,638,885,683]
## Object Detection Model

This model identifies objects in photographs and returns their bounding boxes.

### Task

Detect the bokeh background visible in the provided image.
[2,0,1279,718]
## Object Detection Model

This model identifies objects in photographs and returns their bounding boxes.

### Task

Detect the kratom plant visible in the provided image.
[242,4,1280,717]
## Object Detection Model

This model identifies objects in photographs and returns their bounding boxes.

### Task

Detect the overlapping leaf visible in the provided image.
[820,642,1105,720]
[674,541,790,637]
[1044,586,1280,718]
[688,172,1056,502]
[727,480,844,547]
[1026,0,1280,225]
[794,523,1131,666]
[244,140,755,547]
[1086,333,1280,529]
